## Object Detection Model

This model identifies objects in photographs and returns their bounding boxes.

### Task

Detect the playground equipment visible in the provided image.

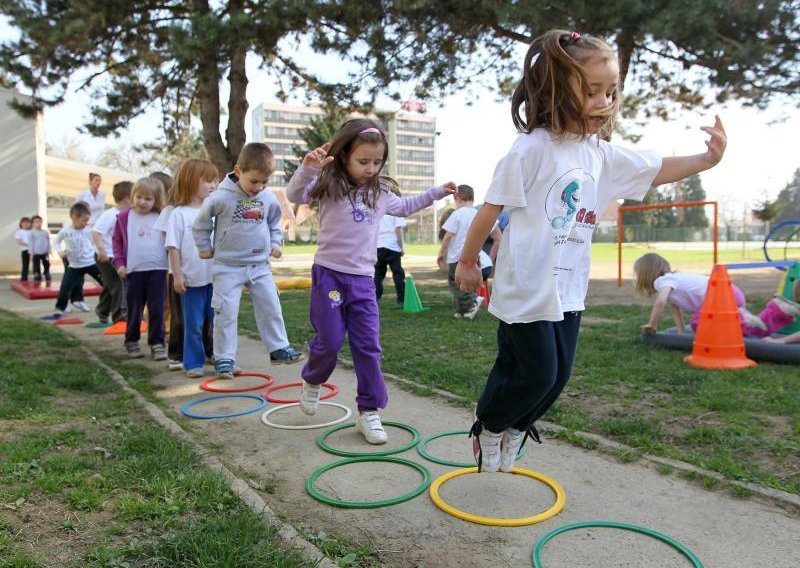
[763,219,800,266]
[684,264,756,369]
[641,330,800,364]
[11,279,102,299]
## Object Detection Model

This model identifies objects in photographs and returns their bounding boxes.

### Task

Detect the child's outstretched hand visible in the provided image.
[303,143,334,169]
[441,181,457,195]
[640,323,657,335]
[700,115,726,166]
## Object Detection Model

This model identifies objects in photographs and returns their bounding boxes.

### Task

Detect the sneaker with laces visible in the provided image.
[59,305,74,314]
[299,381,321,415]
[453,312,463,319]
[357,411,388,445]
[500,428,525,472]
[185,368,204,378]
[72,301,91,312]
[738,307,767,332]
[151,344,168,361]
[215,358,235,380]
[270,346,304,365]
[168,359,183,371]
[463,300,481,321]
[125,342,144,359]
[472,427,502,472]
[773,295,800,318]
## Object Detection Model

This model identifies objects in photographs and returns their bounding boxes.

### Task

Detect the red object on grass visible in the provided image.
[200,373,275,393]
[263,382,339,403]
[52,317,85,325]
[103,321,146,335]
[10,279,102,300]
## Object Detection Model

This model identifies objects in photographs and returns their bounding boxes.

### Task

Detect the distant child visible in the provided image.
[54,203,103,314]
[286,118,456,444]
[454,29,728,473]
[374,213,407,305]
[439,208,493,302]
[166,159,218,378]
[765,278,800,345]
[194,143,303,379]
[92,181,133,324]
[28,215,51,282]
[635,253,800,337]
[113,177,169,360]
[151,172,185,371]
[438,185,483,319]
[14,217,31,281]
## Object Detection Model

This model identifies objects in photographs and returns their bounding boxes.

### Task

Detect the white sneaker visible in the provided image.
[500,428,524,472]
[357,411,388,445]
[473,428,502,472]
[59,305,74,314]
[475,296,485,309]
[738,307,767,331]
[72,301,91,312]
[773,296,800,318]
[463,299,481,321]
[168,359,183,371]
[299,381,321,416]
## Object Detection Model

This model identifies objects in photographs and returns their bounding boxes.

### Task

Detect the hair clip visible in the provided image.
[360,127,383,136]
[570,31,581,41]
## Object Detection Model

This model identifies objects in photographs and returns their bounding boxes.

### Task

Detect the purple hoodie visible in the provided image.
[286,165,447,276]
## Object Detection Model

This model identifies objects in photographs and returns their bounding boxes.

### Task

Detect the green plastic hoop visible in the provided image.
[316,420,420,457]
[306,456,431,509]
[417,429,525,467]
[532,521,705,568]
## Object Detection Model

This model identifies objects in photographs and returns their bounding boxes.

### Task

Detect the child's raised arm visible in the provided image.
[652,116,727,186]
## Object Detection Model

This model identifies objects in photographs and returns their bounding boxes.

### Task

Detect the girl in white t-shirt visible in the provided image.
[634,253,800,337]
[113,178,169,360]
[165,159,218,378]
[454,29,728,473]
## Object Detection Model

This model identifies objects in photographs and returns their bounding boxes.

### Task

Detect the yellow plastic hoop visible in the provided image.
[429,467,566,527]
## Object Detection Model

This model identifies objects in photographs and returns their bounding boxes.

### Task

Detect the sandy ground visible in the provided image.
[2,261,798,568]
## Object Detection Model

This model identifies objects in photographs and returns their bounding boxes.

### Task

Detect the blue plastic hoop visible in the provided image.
[181,394,267,419]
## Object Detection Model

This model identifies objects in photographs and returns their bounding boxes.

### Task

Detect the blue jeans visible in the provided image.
[181,284,214,370]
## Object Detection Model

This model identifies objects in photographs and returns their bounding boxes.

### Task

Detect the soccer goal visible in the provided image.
[616,200,719,287]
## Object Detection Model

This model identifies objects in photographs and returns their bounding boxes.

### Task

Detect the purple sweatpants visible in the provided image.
[302,264,387,412]
[690,285,794,337]
[125,269,167,346]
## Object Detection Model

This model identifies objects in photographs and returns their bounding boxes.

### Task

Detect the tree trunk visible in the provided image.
[224,44,248,169]
[616,28,635,92]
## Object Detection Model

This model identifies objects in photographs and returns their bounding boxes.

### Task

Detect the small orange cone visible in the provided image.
[477,280,491,307]
[684,265,756,369]
[104,321,146,335]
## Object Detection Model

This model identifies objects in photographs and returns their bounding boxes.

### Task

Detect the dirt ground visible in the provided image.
[2,276,798,568]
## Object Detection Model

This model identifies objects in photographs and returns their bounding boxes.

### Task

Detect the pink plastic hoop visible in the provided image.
[263,382,339,403]
[200,372,275,393]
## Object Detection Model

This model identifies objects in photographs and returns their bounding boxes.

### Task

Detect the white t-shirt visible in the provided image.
[75,189,106,226]
[14,229,29,251]
[442,206,478,263]
[165,206,212,287]
[153,205,174,233]
[92,206,120,257]
[126,211,168,273]
[55,226,96,268]
[376,215,406,252]
[654,272,710,313]
[479,250,493,270]
[486,129,661,323]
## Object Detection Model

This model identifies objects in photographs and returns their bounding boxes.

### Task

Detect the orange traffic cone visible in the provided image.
[477,280,491,308]
[104,321,146,335]
[684,264,756,369]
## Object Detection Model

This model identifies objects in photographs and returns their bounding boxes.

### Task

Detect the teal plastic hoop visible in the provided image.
[532,521,705,567]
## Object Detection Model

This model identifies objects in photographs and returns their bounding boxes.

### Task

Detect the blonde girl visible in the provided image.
[635,252,799,337]
[113,177,168,359]
[165,159,219,377]
[454,29,728,473]
[286,118,456,445]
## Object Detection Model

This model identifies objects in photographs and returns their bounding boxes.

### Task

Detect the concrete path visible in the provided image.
[3,278,798,568]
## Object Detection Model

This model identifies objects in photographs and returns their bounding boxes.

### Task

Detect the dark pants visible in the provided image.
[96,258,127,322]
[181,284,214,370]
[55,264,103,311]
[374,247,405,304]
[447,262,477,315]
[32,254,51,281]
[476,312,582,434]
[20,251,30,281]
[302,264,386,412]
[126,270,167,346]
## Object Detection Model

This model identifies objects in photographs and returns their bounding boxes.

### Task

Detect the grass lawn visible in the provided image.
[241,285,799,496]
[0,309,313,567]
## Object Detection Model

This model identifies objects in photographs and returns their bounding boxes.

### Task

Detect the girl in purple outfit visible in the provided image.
[286,118,456,445]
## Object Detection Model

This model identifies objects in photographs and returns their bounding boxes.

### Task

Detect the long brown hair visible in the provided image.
[309,118,392,209]
[170,159,219,206]
[511,29,619,139]
[633,253,672,297]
